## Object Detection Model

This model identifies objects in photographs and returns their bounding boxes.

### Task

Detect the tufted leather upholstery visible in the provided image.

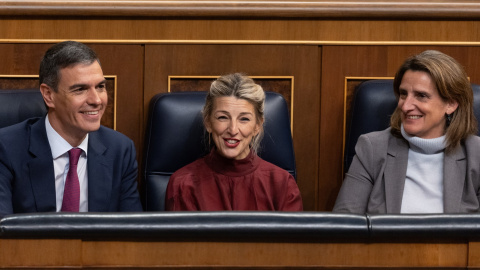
[344,80,480,172]
[0,89,46,129]
[143,91,296,211]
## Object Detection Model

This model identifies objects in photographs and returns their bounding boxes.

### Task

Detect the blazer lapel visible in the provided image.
[384,136,409,213]
[87,131,111,212]
[28,117,57,212]
[443,144,466,213]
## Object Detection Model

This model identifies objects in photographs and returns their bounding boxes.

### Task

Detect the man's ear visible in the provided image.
[40,83,55,109]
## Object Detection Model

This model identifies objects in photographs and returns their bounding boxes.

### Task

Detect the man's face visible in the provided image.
[41,61,107,146]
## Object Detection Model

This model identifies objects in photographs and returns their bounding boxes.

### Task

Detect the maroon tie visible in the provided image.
[61,148,82,212]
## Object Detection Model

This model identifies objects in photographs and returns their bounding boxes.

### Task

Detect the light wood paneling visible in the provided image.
[0,1,480,19]
[87,44,144,154]
[0,20,480,43]
[144,44,320,210]
[83,241,467,268]
[469,242,480,268]
[0,238,468,268]
[0,239,82,267]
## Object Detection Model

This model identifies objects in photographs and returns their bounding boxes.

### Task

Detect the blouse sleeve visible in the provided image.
[165,173,200,211]
[278,174,303,211]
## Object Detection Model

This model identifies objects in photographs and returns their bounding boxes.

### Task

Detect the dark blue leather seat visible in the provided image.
[143,91,296,211]
[0,89,46,128]
[344,80,480,172]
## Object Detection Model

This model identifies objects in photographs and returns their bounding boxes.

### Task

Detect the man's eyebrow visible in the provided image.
[97,79,107,86]
[68,83,88,90]
[68,79,107,90]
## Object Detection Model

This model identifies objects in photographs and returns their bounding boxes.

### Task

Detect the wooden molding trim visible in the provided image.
[1,1,480,19]
[2,40,480,46]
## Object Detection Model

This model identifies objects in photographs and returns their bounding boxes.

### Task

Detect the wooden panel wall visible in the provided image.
[0,238,472,268]
[0,1,479,211]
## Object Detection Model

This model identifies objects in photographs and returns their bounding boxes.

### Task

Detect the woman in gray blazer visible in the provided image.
[334,50,480,214]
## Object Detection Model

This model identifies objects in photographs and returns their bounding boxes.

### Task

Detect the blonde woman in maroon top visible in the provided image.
[165,73,303,211]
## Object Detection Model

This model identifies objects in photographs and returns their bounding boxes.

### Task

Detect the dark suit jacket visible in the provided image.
[0,116,143,215]
[333,128,480,214]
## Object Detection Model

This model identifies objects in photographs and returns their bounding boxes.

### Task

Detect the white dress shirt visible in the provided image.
[45,116,89,212]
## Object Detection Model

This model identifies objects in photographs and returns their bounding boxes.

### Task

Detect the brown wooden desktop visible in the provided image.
[0,212,479,269]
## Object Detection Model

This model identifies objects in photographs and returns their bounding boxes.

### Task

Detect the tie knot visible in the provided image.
[68,148,82,166]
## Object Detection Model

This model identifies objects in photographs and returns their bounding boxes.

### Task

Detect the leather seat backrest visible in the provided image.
[0,89,46,128]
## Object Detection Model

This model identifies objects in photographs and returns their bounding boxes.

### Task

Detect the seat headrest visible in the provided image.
[0,89,46,129]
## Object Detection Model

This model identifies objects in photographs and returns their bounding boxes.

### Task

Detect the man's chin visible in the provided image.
[83,123,102,133]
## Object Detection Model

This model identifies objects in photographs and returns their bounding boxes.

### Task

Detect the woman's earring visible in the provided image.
[446,112,453,126]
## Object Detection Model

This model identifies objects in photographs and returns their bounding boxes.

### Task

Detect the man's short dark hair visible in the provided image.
[39,41,100,92]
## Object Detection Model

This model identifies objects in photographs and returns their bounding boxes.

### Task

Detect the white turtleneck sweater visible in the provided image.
[400,125,447,213]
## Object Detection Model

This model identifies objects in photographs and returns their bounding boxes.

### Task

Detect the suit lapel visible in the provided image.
[384,136,409,213]
[443,143,466,213]
[28,117,57,212]
[87,131,111,212]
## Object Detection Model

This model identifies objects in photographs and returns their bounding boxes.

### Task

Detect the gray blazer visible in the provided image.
[333,128,480,214]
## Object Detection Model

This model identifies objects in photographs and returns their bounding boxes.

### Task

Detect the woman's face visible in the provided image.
[398,70,458,139]
[205,96,262,160]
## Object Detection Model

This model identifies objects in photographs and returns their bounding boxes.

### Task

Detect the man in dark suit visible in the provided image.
[0,41,143,215]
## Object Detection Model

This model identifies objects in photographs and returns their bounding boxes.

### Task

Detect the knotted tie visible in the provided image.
[61,148,82,212]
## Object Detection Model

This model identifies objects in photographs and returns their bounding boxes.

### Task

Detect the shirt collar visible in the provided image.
[45,115,89,159]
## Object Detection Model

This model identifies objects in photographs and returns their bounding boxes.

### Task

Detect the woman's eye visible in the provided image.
[417,93,428,99]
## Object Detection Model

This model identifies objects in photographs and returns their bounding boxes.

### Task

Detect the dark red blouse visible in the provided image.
[165,149,303,211]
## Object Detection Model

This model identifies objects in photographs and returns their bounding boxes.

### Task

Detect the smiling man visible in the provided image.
[0,41,142,215]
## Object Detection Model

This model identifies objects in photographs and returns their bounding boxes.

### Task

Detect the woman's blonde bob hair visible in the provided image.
[390,50,477,152]
[203,73,265,154]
